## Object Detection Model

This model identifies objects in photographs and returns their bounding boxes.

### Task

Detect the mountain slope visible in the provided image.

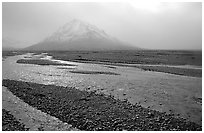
[24,19,140,51]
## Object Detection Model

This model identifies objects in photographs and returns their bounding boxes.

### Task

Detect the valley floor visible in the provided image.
[2,50,202,131]
[2,79,201,131]
[46,50,202,77]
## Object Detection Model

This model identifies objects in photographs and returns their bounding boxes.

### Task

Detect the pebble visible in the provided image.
[2,79,202,131]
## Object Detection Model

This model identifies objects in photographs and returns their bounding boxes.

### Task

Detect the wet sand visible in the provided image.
[16,59,77,66]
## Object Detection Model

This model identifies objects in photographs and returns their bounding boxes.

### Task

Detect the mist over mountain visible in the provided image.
[24,19,140,51]
[2,37,29,51]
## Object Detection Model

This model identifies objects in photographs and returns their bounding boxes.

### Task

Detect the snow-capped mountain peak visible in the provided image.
[24,19,140,51]
[44,19,111,42]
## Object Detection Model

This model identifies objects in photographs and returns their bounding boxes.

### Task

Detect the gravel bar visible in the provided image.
[2,109,29,131]
[2,79,202,131]
[16,59,77,66]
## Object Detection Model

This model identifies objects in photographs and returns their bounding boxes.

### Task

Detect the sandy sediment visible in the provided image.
[16,59,77,66]
[2,79,202,131]
[2,86,78,131]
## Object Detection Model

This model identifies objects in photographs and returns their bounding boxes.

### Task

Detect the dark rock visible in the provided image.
[79,97,91,101]
[2,79,202,131]
[146,112,154,118]
[2,109,29,131]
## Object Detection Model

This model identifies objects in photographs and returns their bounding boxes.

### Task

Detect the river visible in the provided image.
[2,53,202,125]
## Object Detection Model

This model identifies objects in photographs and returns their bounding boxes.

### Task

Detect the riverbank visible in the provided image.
[16,59,77,66]
[134,65,202,77]
[4,50,202,77]
[2,79,201,131]
[46,50,202,77]
[15,52,202,77]
[2,85,78,131]
[46,50,202,66]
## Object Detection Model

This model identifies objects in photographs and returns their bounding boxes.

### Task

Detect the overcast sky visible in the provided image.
[2,2,202,50]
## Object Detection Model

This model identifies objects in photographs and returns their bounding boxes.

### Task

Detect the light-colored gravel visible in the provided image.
[2,86,78,131]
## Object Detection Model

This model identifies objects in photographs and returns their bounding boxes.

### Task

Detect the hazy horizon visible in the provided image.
[2,2,202,50]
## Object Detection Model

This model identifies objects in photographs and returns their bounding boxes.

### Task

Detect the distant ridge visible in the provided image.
[24,19,140,51]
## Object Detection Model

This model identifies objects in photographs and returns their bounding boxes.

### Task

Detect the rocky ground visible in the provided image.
[2,109,29,131]
[2,86,78,131]
[2,79,202,131]
[134,65,202,77]
[4,50,202,77]
[15,54,202,77]
[69,70,120,75]
[46,51,202,78]
[47,50,202,66]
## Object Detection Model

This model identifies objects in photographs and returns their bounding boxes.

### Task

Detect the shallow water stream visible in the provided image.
[2,53,202,125]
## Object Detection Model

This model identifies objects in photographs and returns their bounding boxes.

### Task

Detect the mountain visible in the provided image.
[24,19,140,51]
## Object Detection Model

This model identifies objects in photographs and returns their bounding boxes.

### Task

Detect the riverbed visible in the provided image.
[2,53,202,125]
